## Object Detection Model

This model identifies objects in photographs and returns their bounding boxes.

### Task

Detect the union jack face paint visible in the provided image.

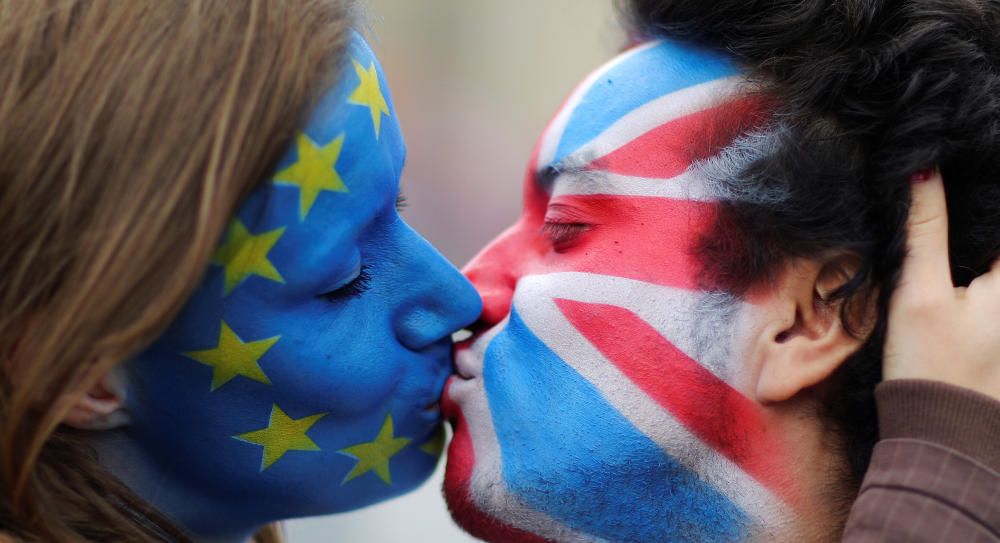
[444,40,797,543]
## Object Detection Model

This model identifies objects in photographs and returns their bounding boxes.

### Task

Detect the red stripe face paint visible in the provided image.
[555,299,798,504]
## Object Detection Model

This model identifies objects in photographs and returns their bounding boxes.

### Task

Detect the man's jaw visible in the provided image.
[443,318,598,543]
[442,394,555,543]
[444,318,541,543]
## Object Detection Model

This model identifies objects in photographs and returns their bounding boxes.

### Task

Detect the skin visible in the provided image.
[442,40,857,543]
[84,33,481,542]
[887,171,1000,400]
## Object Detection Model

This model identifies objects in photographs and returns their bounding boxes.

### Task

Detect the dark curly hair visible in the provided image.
[624,0,1000,486]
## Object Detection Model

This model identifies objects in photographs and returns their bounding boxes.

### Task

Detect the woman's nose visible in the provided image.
[392,226,482,351]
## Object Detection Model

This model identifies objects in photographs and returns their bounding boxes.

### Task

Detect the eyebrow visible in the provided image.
[535,164,560,193]
[536,155,594,193]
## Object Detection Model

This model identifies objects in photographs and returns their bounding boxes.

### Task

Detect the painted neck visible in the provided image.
[88,428,262,543]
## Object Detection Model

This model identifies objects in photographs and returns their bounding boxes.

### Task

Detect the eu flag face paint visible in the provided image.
[444,40,796,543]
[119,32,481,538]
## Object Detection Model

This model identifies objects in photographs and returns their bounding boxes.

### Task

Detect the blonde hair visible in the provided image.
[0,0,352,540]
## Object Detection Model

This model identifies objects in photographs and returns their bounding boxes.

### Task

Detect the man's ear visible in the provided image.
[754,253,873,404]
[62,366,130,430]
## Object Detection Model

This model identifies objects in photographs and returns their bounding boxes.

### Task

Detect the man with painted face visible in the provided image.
[443,1,1000,542]
[445,37,819,543]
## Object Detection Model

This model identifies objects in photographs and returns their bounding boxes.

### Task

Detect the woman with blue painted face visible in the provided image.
[0,1,480,542]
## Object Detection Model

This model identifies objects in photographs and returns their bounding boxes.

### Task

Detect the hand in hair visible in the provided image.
[885,169,1000,401]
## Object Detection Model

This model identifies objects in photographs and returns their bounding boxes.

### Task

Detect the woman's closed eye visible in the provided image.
[319,265,373,301]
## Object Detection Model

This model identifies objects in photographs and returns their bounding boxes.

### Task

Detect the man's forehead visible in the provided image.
[536,39,742,175]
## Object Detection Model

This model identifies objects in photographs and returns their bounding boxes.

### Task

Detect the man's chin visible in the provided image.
[443,411,552,543]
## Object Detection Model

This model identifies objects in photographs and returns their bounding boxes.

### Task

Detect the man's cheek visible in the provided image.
[481,307,751,542]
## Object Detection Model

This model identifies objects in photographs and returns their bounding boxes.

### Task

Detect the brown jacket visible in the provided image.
[844,380,1000,542]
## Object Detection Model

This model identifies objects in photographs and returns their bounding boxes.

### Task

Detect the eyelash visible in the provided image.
[316,196,402,303]
[541,221,590,250]
[319,265,373,301]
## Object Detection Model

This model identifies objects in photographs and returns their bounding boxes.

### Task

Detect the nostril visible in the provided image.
[479,299,513,328]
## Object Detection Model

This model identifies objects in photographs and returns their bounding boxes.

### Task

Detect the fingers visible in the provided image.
[985,241,1000,284]
[899,169,952,294]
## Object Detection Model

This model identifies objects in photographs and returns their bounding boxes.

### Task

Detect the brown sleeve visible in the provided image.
[842,380,1000,542]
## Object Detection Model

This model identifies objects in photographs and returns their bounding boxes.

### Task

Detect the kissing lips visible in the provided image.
[451,321,503,381]
[453,345,479,380]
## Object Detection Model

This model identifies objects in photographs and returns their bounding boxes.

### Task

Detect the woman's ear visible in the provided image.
[754,253,874,404]
[62,366,130,430]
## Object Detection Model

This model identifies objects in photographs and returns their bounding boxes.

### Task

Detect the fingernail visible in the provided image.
[910,169,934,183]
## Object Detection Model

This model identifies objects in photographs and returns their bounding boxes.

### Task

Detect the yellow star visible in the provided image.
[273,133,348,220]
[347,59,391,138]
[211,219,285,295]
[418,425,445,457]
[182,321,278,391]
[338,414,411,485]
[235,404,326,471]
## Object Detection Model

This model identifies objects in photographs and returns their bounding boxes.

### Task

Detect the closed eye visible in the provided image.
[541,221,590,251]
[319,265,373,301]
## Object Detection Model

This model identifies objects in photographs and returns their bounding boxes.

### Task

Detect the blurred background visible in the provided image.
[287,0,623,541]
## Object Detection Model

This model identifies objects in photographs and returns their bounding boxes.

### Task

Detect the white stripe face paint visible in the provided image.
[569,77,744,165]
[536,41,662,169]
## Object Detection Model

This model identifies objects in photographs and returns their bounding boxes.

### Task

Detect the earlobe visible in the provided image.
[62,366,130,431]
[754,255,871,404]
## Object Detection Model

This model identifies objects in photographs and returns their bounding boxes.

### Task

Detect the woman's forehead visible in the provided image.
[237,30,405,241]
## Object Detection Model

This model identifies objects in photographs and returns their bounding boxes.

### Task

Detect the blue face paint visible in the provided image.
[110,32,481,539]
[492,309,747,543]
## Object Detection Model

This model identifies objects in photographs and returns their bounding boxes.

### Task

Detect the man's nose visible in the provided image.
[462,223,527,328]
[393,225,482,351]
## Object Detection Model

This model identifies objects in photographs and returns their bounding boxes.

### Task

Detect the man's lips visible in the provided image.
[452,321,504,381]
[444,325,500,420]
[453,343,479,380]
